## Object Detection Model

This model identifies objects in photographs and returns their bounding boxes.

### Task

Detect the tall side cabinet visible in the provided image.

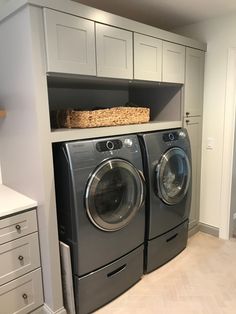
[184,48,205,230]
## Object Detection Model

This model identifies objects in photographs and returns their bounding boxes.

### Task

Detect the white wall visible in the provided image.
[174,13,236,229]
[0,0,9,185]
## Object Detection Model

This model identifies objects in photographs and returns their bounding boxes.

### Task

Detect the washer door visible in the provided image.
[85,158,145,232]
[156,147,191,205]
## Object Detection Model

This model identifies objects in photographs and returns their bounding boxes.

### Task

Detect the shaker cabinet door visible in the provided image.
[184,116,202,229]
[44,9,96,75]
[163,42,185,83]
[184,48,205,117]
[134,33,162,81]
[96,23,133,79]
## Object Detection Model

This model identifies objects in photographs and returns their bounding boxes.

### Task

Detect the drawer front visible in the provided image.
[0,210,37,244]
[0,232,40,286]
[0,268,43,314]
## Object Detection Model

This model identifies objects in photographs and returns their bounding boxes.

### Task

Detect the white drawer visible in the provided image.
[0,210,37,244]
[0,232,40,286]
[0,268,43,314]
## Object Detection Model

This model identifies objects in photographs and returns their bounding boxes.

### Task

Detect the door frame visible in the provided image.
[219,48,236,239]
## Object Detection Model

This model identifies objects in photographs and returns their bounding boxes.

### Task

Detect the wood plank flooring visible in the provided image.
[95,232,236,314]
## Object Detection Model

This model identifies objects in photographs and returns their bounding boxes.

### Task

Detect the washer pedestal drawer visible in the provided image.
[145,220,188,273]
[0,268,43,314]
[74,245,144,314]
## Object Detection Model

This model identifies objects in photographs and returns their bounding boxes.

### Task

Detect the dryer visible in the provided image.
[53,135,145,314]
[139,128,191,273]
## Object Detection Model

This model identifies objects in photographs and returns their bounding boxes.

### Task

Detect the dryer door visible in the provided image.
[85,158,145,231]
[156,147,191,205]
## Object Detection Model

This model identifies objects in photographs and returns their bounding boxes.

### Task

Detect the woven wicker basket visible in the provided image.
[52,107,150,128]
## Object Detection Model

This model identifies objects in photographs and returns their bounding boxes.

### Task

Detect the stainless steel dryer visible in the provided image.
[53,134,145,314]
[139,128,191,273]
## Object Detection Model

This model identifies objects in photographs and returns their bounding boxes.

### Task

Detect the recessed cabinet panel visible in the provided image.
[163,42,185,83]
[134,33,162,81]
[185,48,205,116]
[0,268,43,314]
[44,9,96,75]
[96,24,133,79]
[0,233,40,286]
[184,116,202,229]
[0,210,37,245]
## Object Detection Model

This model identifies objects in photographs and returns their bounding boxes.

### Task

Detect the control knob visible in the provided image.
[179,131,186,138]
[124,138,133,147]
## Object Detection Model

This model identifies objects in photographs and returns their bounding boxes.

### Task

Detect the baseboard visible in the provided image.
[188,224,200,237]
[199,222,219,237]
[42,304,67,314]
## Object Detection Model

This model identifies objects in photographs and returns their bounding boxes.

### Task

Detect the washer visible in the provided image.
[138,128,191,273]
[53,134,145,314]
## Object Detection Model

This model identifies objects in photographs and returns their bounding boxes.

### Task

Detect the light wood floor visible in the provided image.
[95,232,236,314]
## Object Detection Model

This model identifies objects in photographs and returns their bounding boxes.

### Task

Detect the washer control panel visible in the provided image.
[96,139,122,152]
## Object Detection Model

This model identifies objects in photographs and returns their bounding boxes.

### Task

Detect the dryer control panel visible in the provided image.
[162,131,179,142]
[96,140,122,152]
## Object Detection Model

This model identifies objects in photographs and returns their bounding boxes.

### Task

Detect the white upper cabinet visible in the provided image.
[184,48,205,116]
[134,33,162,81]
[43,9,96,75]
[162,42,185,83]
[96,24,133,79]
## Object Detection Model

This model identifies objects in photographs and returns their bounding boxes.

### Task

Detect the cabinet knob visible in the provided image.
[186,119,190,124]
[186,112,190,116]
[15,224,21,231]
[22,293,28,300]
[18,255,24,261]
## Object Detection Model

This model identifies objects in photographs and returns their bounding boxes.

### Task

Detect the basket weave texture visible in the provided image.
[54,107,150,128]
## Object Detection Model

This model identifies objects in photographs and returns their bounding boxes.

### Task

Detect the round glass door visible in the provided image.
[85,159,144,232]
[156,147,191,205]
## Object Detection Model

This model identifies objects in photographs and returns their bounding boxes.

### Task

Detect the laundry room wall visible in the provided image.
[173,12,236,231]
[0,0,8,185]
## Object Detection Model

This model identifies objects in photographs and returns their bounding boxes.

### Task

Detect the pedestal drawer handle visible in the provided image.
[22,293,28,300]
[15,224,21,231]
[18,255,24,261]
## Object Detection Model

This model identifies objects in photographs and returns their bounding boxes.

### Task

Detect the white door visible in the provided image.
[184,48,205,117]
[96,23,133,79]
[162,42,185,83]
[184,116,202,230]
[43,9,96,75]
[134,33,162,81]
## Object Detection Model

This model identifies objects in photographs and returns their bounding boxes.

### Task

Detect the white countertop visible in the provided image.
[0,185,37,218]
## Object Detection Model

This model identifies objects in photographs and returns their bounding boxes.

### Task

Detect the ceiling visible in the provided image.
[73,0,236,30]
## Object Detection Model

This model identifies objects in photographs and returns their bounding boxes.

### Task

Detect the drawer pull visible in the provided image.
[22,293,28,300]
[166,233,178,242]
[18,255,24,261]
[107,264,126,278]
[15,224,21,231]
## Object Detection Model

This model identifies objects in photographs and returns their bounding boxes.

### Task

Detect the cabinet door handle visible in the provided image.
[18,255,24,261]
[22,293,28,300]
[15,224,21,231]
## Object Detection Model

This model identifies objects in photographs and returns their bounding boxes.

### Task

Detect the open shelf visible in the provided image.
[50,120,182,143]
[47,75,183,142]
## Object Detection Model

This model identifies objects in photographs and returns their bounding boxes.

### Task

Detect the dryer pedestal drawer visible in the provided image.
[0,210,37,244]
[0,232,40,285]
[0,268,43,314]
[145,220,188,273]
[74,245,144,314]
